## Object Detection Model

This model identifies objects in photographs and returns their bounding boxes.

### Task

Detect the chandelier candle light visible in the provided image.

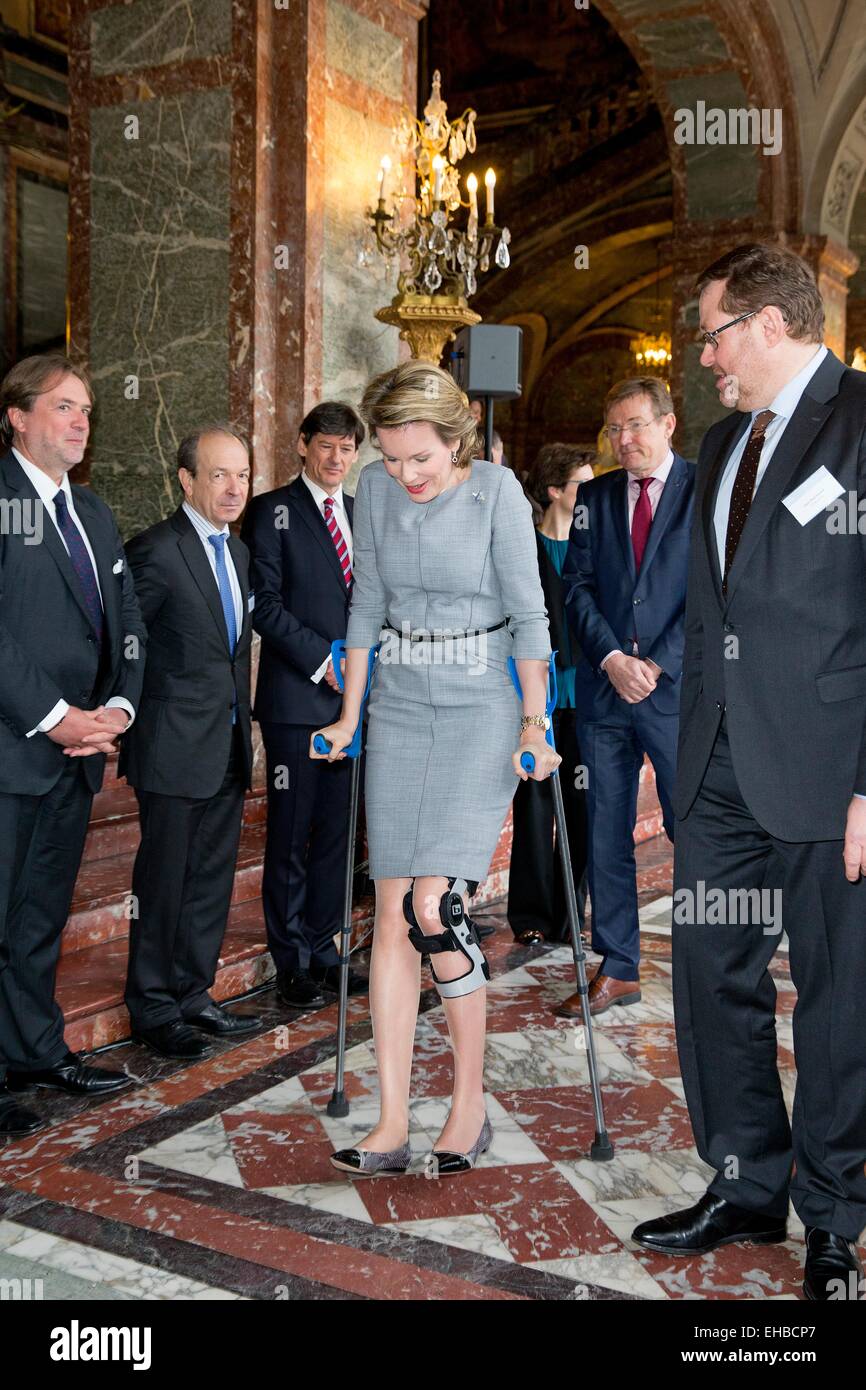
[360,70,513,362]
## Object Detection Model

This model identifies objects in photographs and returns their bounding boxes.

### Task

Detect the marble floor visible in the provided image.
[0,892,847,1302]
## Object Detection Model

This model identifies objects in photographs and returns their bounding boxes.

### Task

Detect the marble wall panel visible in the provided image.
[90,0,232,77]
[322,94,398,454]
[325,0,404,97]
[634,18,730,71]
[87,88,231,537]
[664,72,761,222]
[18,175,68,352]
[678,341,727,461]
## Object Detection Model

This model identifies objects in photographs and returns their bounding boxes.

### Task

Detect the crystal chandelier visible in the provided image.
[630,329,672,377]
[631,248,671,381]
[359,71,512,361]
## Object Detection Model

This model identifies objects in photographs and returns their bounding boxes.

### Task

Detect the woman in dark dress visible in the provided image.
[507,445,597,944]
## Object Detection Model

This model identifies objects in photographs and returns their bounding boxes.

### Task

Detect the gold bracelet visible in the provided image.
[520,714,549,733]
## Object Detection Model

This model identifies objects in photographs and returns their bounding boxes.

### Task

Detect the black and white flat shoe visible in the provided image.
[425,1116,493,1177]
[329,1140,412,1177]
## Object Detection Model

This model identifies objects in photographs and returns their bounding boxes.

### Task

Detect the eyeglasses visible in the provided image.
[604,416,662,441]
[697,309,760,351]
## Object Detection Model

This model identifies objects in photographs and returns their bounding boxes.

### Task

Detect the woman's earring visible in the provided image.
[451,450,459,465]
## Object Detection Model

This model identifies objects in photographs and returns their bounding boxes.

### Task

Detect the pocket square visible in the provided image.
[112,558,124,574]
[247,592,255,612]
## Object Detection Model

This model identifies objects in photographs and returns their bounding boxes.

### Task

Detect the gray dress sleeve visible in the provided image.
[491,466,552,660]
[345,462,388,649]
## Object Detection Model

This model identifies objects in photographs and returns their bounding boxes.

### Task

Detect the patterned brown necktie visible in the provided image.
[722,409,776,592]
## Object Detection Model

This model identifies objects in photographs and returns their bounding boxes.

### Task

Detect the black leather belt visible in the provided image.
[383,619,508,643]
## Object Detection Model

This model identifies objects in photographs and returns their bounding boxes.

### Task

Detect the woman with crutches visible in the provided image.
[310,361,558,1177]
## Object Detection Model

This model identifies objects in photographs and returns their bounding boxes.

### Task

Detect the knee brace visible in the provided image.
[403,878,490,999]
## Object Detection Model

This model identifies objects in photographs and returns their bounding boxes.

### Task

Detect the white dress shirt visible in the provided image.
[601,449,675,669]
[300,470,354,684]
[181,500,244,636]
[712,345,828,573]
[13,448,135,738]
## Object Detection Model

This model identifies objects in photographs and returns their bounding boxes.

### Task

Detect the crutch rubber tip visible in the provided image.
[520,752,535,773]
[313,734,332,754]
[327,1091,350,1118]
[590,1132,615,1162]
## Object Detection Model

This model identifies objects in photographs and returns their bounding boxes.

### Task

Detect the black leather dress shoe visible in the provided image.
[133,1022,214,1060]
[184,1002,262,1036]
[803,1227,864,1301]
[276,970,326,1008]
[0,1085,43,1138]
[310,965,368,997]
[631,1190,787,1255]
[5,1051,132,1097]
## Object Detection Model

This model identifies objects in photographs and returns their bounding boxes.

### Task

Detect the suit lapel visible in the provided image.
[611,470,636,580]
[228,533,252,647]
[637,453,687,577]
[73,487,118,642]
[0,453,104,634]
[289,478,351,593]
[723,389,837,603]
[175,509,233,655]
[701,413,749,602]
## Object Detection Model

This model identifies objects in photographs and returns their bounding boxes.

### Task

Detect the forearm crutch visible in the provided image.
[507,654,614,1161]
[313,641,378,1118]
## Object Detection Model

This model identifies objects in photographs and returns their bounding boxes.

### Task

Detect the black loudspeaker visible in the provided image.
[451,325,522,400]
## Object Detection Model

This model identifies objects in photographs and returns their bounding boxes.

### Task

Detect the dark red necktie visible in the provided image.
[323,496,352,589]
[723,409,776,593]
[631,477,653,572]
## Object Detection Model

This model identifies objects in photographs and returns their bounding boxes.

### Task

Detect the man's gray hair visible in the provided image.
[177,423,250,477]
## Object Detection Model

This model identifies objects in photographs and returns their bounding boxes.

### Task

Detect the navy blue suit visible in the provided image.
[241,477,355,976]
[563,453,694,980]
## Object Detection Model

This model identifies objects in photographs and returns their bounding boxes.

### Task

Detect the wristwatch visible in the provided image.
[520,714,550,734]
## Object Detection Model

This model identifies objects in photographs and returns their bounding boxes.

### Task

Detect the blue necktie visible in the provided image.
[208,533,238,724]
[54,490,104,651]
[207,533,238,654]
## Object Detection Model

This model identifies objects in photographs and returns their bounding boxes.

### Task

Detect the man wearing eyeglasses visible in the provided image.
[559,377,695,1020]
[631,243,866,1302]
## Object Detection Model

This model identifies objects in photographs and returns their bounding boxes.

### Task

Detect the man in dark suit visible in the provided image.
[241,402,368,1008]
[121,426,260,1059]
[0,354,146,1136]
[631,244,866,1301]
[559,378,695,1018]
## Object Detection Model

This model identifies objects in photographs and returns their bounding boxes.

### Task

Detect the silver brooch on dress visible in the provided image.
[472,490,485,503]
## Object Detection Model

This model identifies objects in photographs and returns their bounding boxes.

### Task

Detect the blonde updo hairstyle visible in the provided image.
[360,362,480,469]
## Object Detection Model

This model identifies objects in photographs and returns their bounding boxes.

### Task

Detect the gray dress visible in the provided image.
[345,458,551,881]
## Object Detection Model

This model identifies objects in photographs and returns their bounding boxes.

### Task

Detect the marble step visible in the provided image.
[83,786,267,863]
[60,895,371,1053]
[62,823,268,957]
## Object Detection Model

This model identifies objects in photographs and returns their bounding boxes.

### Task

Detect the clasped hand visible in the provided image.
[47,705,129,757]
[605,652,662,704]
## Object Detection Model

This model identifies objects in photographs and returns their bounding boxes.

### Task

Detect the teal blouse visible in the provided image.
[538,533,576,709]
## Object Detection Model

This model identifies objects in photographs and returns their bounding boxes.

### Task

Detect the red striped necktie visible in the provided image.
[323,496,352,588]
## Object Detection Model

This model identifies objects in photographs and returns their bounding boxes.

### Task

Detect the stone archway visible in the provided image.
[590,0,802,453]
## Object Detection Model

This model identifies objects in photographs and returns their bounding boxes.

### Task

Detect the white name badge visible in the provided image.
[782,466,845,526]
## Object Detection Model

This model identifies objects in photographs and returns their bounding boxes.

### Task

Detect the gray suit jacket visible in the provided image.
[345,458,550,668]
